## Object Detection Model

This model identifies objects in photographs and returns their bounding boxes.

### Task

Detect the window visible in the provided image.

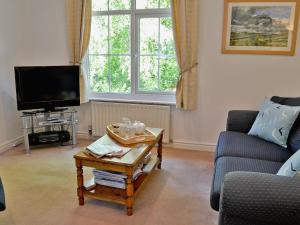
[88,0,178,103]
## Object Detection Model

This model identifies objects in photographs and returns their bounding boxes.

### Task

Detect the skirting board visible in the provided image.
[77,131,216,152]
[77,131,94,140]
[0,136,24,154]
[166,140,216,152]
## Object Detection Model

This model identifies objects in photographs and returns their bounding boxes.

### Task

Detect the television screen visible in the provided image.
[15,65,80,111]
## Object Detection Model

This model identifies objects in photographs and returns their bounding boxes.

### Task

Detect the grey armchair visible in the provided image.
[219,172,300,225]
[0,177,5,211]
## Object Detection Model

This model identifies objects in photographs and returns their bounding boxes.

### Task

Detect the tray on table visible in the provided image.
[106,125,156,145]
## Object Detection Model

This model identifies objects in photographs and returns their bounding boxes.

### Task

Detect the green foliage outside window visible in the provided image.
[89,0,178,93]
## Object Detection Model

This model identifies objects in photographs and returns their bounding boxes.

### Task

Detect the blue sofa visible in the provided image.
[210,96,300,224]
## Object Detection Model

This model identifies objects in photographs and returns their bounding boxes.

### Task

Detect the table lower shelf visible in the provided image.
[83,155,159,205]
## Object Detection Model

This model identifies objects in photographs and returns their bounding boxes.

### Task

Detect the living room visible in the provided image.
[1,0,300,225]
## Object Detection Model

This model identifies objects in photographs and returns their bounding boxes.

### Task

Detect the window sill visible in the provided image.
[89,91,176,105]
[89,97,176,106]
[88,92,176,106]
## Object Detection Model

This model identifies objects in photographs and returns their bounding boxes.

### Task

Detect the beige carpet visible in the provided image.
[0,140,218,225]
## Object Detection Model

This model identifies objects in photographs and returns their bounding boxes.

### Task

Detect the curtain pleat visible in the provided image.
[67,0,92,104]
[171,0,199,110]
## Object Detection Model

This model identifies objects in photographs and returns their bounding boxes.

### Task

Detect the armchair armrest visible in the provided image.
[226,110,258,133]
[219,172,300,225]
[0,178,5,211]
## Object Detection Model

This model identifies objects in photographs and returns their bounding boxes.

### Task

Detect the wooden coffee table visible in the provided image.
[73,128,164,216]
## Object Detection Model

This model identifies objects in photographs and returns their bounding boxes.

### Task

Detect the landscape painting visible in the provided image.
[222,0,299,55]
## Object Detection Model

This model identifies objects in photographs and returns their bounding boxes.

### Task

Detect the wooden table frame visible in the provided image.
[74,129,163,216]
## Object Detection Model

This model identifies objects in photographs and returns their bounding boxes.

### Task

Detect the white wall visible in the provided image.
[0,0,69,149]
[1,0,300,150]
[170,0,300,147]
[77,0,300,149]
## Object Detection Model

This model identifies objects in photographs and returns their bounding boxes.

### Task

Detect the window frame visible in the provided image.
[88,0,177,104]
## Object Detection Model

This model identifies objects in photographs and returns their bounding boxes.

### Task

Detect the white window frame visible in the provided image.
[87,1,177,104]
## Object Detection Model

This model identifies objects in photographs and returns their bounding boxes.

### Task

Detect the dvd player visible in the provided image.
[28,131,70,145]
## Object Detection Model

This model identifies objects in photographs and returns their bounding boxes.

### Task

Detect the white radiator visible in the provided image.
[91,101,170,143]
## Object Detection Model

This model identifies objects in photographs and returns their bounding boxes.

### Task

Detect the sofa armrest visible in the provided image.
[0,178,5,211]
[219,172,300,225]
[226,110,258,133]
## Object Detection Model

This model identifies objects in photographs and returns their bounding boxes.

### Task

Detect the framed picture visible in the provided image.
[222,0,300,55]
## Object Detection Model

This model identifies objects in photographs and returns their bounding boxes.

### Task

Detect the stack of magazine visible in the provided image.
[93,152,152,189]
[93,168,143,189]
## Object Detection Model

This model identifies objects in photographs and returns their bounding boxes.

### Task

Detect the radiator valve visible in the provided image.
[88,125,92,136]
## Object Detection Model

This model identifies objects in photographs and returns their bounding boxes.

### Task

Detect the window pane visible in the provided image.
[139,56,158,91]
[160,0,171,8]
[90,16,108,54]
[110,15,130,54]
[109,0,131,10]
[160,17,175,55]
[92,0,108,11]
[110,56,131,93]
[90,1,176,95]
[140,18,159,54]
[136,0,159,9]
[89,55,109,92]
[160,57,178,91]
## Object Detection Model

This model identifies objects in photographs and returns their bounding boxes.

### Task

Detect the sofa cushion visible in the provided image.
[288,122,300,153]
[248,99,300,148]
[277,150,300,177]
[271,96,300,106]
[271,96,300,153]
[216,131,292,163]
[210,156,283,211]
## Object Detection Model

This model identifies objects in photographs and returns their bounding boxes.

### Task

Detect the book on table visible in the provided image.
[86,138,131,158]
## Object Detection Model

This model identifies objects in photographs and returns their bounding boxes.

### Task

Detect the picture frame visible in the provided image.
[222,0,300,55]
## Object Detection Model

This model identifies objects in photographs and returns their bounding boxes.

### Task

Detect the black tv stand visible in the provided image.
[41,107,68,113]
[22,107,68,115]
[21,109,77,154]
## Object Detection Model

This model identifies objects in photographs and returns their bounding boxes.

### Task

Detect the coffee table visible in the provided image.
[73,127,164,216]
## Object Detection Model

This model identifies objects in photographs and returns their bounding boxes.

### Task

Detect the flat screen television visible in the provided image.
[15,65,80,111]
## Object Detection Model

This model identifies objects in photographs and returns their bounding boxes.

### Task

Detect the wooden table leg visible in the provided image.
[126,171,134,216]
[157,133,163,169]
[76,159,84,205]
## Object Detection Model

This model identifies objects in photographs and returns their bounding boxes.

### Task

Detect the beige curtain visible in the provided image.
[66,0,92,104]
[171,0,199,110]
